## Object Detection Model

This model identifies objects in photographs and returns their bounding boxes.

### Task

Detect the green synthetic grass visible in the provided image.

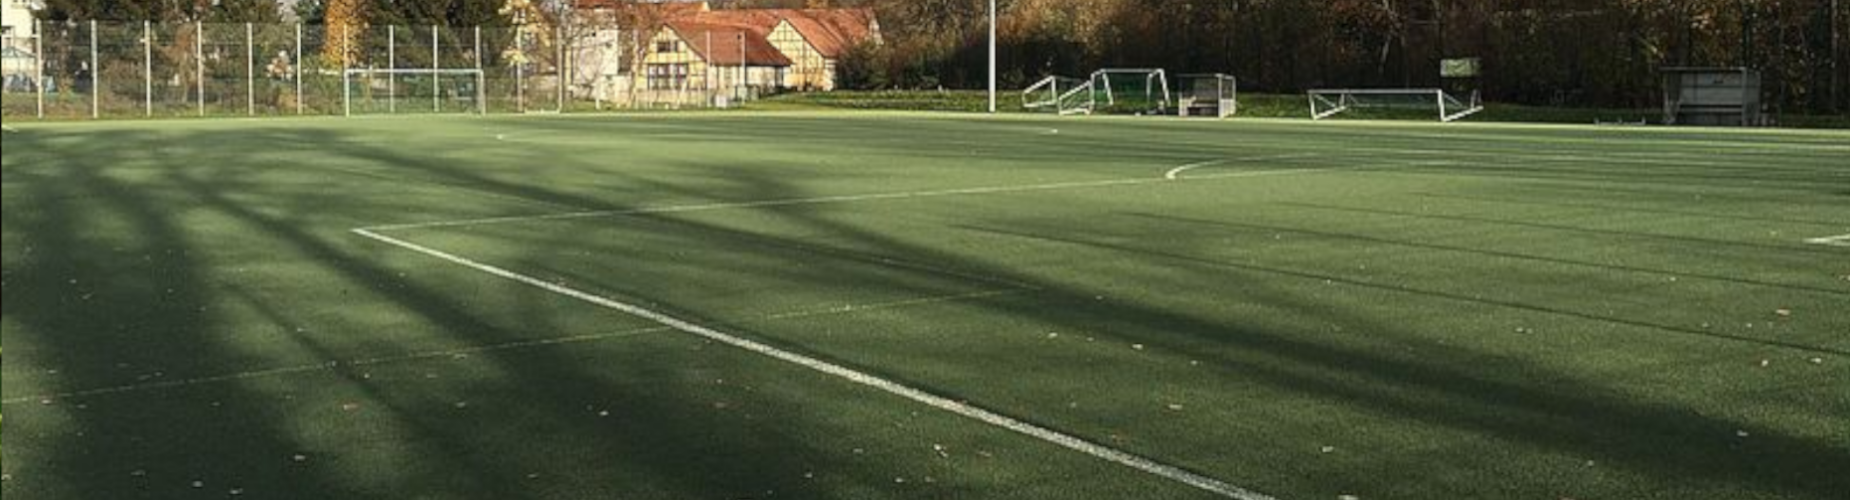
[2,112,1847,500]
[752,90,1850,129]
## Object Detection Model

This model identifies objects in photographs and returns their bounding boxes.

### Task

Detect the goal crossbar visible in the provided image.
[343,68,487,116]
[1308,88,1483,122]
[1092,68,1171,112]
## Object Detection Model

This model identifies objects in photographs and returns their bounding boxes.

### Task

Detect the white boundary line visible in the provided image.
[1,289,1027,407]
[1,124,19,133]
[1805,234,1850,247]
[364,160,1442,233]
[1165,153,1322,180]
[350,228,1275,500]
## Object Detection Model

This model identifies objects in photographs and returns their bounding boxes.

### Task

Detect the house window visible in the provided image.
[647,63,689,90]
[655,41,679,54]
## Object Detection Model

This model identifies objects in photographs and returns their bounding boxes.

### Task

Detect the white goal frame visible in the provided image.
[343,68,487,117]
[1308,88,1483,123]
[1022,75,1097,115]
[1092,68,1172,113]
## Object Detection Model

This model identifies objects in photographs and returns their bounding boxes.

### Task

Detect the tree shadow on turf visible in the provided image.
[1,129,370,500]
[7,117,1846,500]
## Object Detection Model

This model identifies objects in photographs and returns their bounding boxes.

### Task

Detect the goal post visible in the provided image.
[1092,68,1171,115]
[1022,75,1095,115]
[1176,73,1237,118]
[1307,88,1483,122]
[343,68,487,116]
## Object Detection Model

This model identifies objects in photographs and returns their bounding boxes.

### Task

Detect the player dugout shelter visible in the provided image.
[1662,67,1762,127]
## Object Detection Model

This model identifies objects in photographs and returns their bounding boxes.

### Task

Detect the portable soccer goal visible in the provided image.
[1091,68,1171,115]
[1307,88,1483,122]
[1022,75,1096,115]
[1176,74,1238,118]
[343,68,487,116]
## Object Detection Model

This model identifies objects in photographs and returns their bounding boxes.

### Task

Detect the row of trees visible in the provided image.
[830,0,1846,113]
[29,0,1849,113]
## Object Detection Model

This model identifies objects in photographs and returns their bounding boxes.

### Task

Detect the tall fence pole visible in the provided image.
[474,26,483,114]
[145,21,153,117]
[516,29,525,113]
[433,25,441,113]
[342,24,351,117]
[89,21,98,119]
[389,25,397,114]
[474,26,485,115]
[296,23,304,115]
[35,20,44,118]
[560,25,569,112]
[196,23,204,117]
[246,23,254,116]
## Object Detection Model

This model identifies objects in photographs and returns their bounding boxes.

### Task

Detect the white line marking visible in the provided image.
[2,289,1028,407]
[1805,234,1850,247]
[1165,153,1322,180]
[1,125,19,133]
[365,160,1440,233]
[349,228,1275,500]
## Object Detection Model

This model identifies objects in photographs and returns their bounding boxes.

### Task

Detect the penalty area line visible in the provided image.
[365,159,1431,233]
[1805,234,1850,247]
[1165,153,1323,181]
[350,228,1276,500]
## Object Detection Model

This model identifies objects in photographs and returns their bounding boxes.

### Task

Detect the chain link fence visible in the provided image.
[1,21,770,121]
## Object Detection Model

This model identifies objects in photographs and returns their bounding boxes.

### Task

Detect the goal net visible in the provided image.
[1022,75,1095,115]
[1177,74,1238,118]
[1307,88,1483,122]
[1091,69,1171,115]
[343,69,487,116]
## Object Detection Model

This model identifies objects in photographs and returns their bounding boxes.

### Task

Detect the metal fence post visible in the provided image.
[196,22,204,117]
[474,26,483,114]
[145,20,153,117]
[246,23,254,116]
[388,25,397,114]
[36,20,44,118]
[560,25,569,112]
[433,25,440,113]
[89,20,98,119]
[296,23,304,115]
[516,28,525,113]
[342,24,350,117]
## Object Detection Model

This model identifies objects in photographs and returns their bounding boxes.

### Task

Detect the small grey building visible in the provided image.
[1662,67,1762,127]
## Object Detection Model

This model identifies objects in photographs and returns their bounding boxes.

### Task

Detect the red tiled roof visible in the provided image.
[688,8,878,59]
[664,21,792,67]
[575,0,708,16]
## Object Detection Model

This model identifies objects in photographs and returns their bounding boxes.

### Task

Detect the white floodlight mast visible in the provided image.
[988,0,997,114]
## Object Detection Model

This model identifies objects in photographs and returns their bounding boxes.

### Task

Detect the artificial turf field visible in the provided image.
[1,112,1846,500]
